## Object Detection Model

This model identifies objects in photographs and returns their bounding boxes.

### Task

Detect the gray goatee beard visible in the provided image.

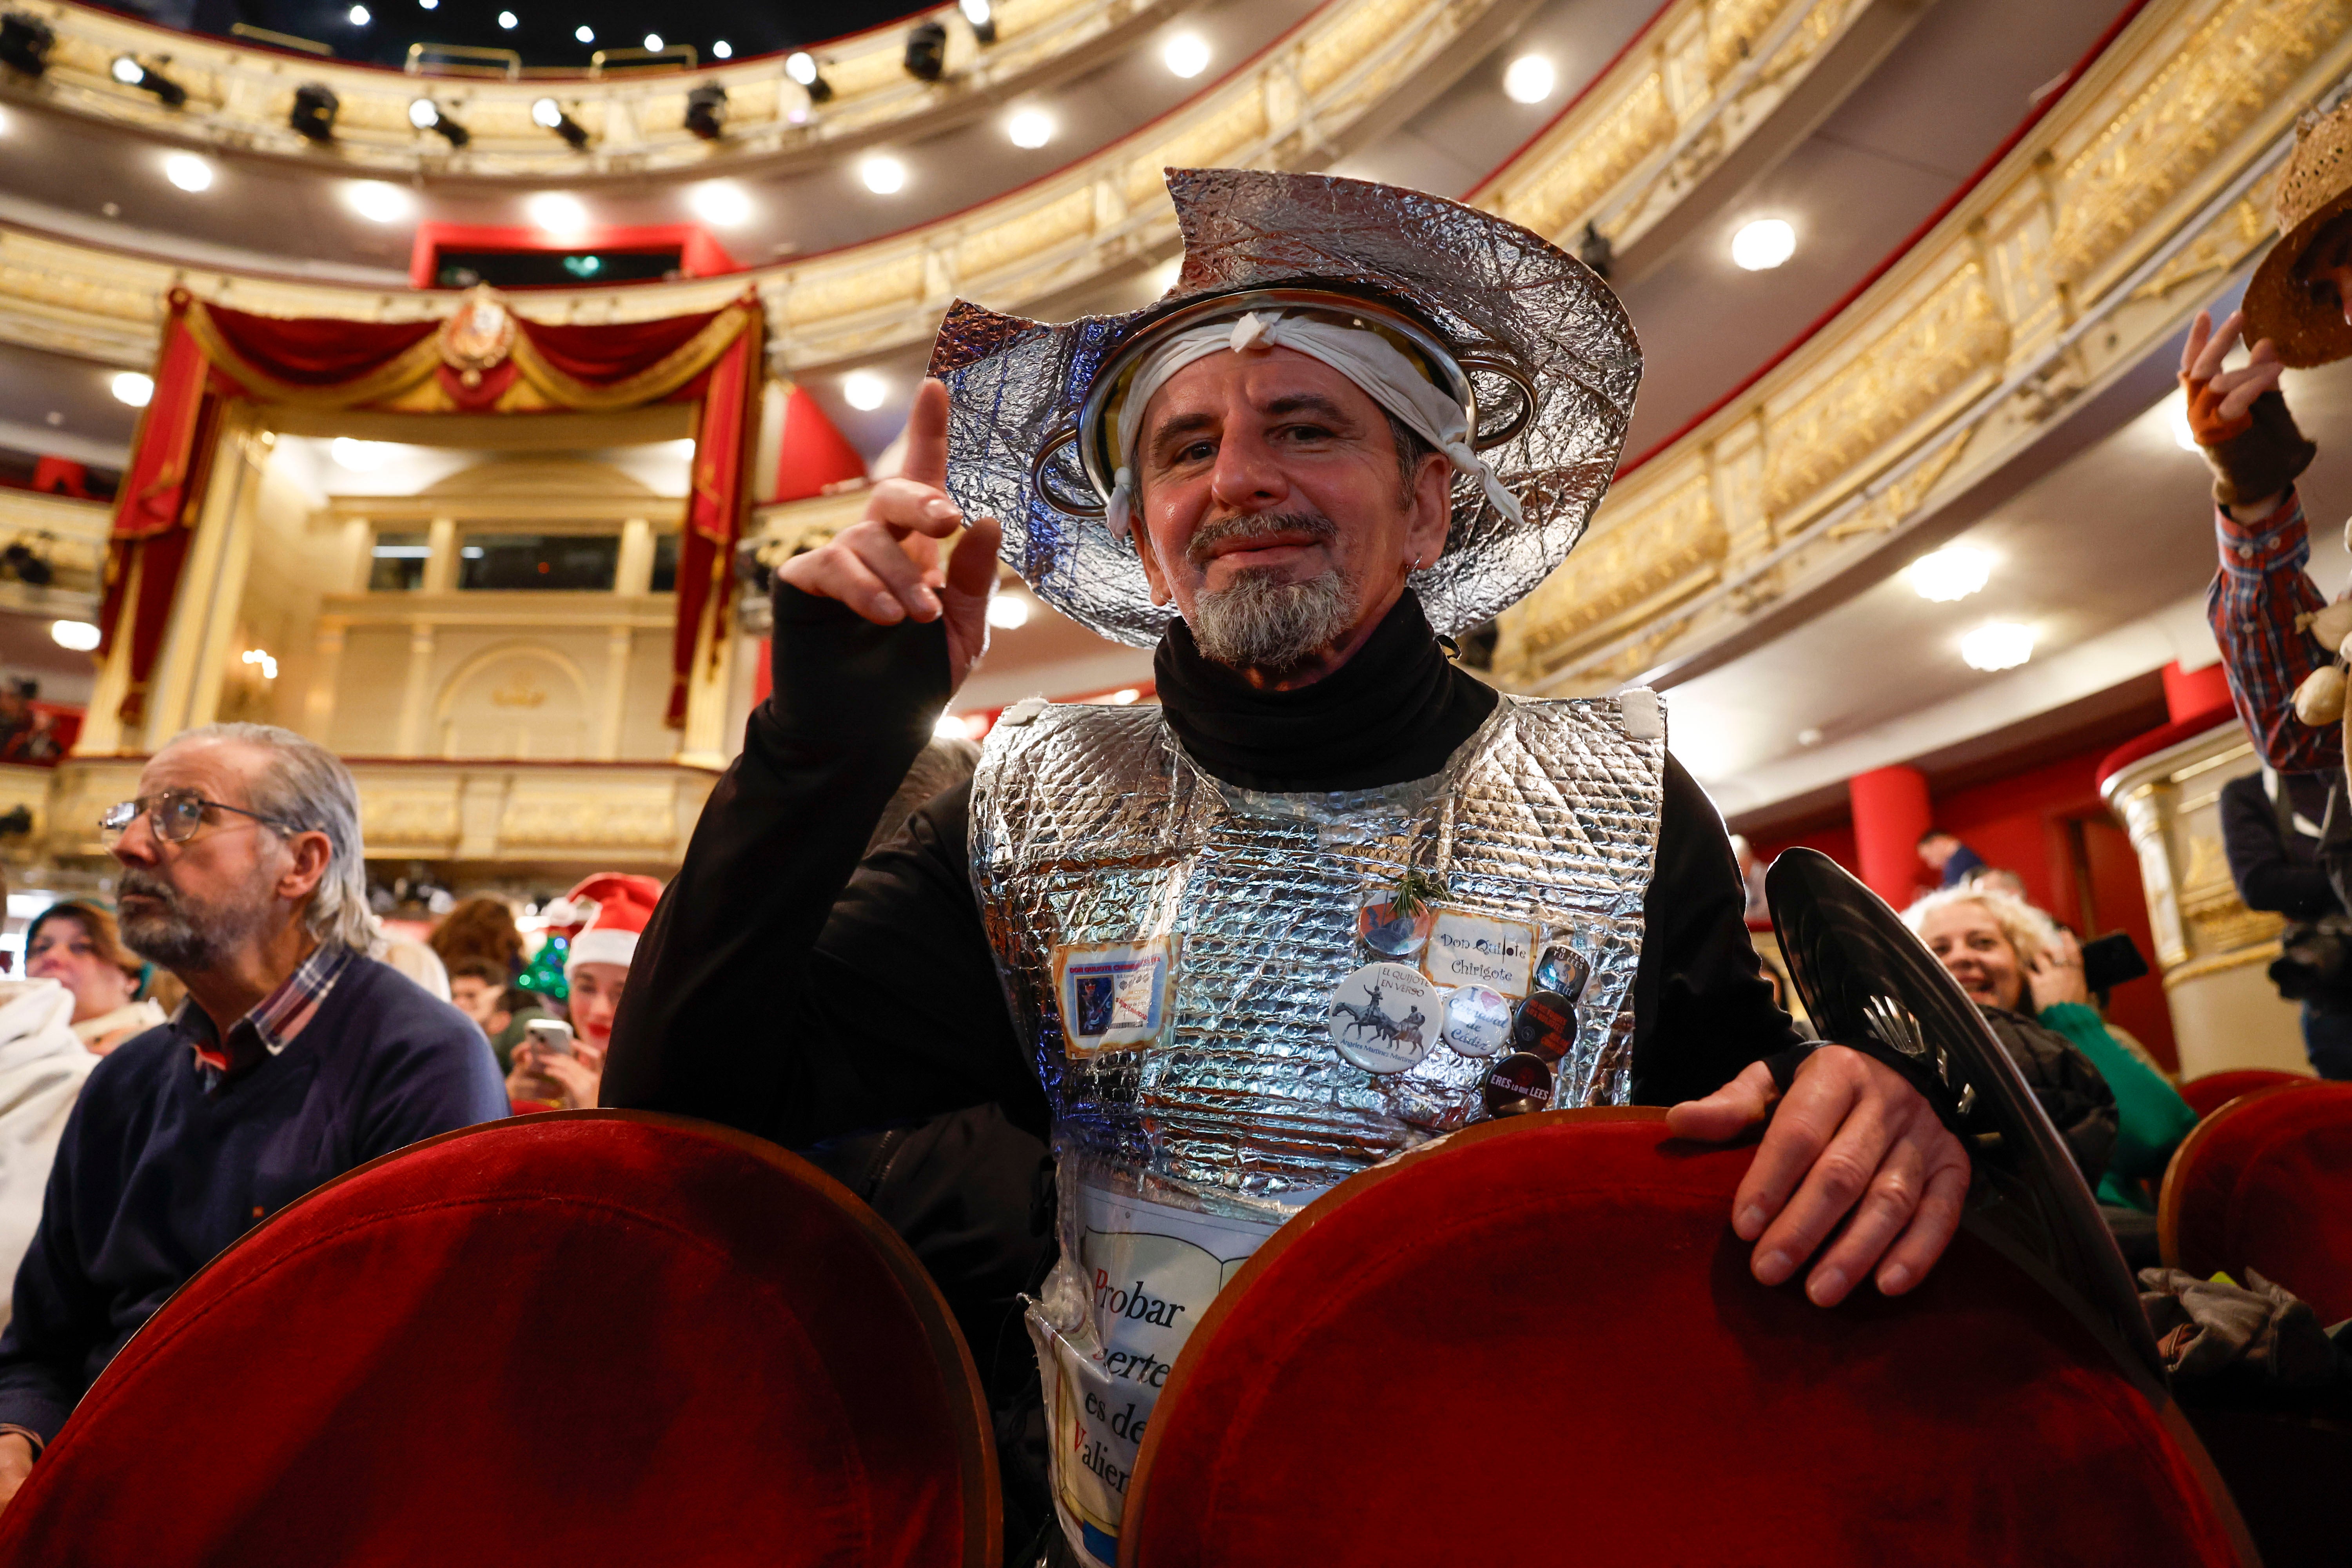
[1186,512,1360,676]
[117,866,269,973]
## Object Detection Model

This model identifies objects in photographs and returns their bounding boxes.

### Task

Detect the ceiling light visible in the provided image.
[163,152,212,192]
[408,98,469,147]
[644,33,664,51]
[0,13,55,78]
[786,51,833,103]
[49,621,99,653]
[1007,107,1053,149]
[1503,54,1555,103]
[904,19,947,82]
[113,56,188,108]
[348,4,370,24]
[860,154,906,195]
[843,370,888,411]
[418,0,436,9]
[532,97,589,149]
[1960,621,2034,672]
[986,592,1031,629]
[525,191,590,234]
[961,0,996,45]
[713,40,731,60]
[1107,688,1140,705]
[1163,33,1210,78]
[290,82,339,142]
[2167,391,2200,452]
[1905,545,1991,603]
[241,648,279,680]
[688,181,749,225]
[110,372,153,408]
[934,711,971,740]
[332,437,396,471]
[345,180,411,223]
[1731,217,1796,271]
[498,11,517,30]
[574,25,592,43]
[684,83,728,140]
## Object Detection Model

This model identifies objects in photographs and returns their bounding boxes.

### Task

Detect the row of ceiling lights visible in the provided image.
[1905,544,2034,672]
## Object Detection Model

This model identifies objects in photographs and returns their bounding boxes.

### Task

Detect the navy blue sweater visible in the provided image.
[0,956,508,1443]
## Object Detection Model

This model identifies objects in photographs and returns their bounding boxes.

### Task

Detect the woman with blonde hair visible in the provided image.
[1904,884,2194,1210]
[22,901,164,1055]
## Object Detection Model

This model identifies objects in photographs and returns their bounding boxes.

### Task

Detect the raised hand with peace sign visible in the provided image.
[778,378,1004,693]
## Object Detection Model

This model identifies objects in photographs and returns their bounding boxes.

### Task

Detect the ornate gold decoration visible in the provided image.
[437,289,515,385]
[500,789,679,850]
[360,792,463,851]
[1514,475,1724,659]
[1495,0,2352,693]
[490,674,548,709]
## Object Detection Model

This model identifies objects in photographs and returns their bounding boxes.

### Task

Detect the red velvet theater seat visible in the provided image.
[0,1112,998,1568]
[2178,1069,2310,1121]
[1123,1109,2248,1568]
[2161,1080,2352,1322]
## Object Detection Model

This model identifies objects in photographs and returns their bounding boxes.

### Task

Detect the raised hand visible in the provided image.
[2025,929,2091,1012]
[778,378,1004,692]
[2181,309,2285,425]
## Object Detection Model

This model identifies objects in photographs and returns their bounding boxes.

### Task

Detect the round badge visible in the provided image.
[1483,1051,1556,1117]
[1534,943,1589,1001]
[1327,962,1446,1074]
[1356,896,1435,958]
[1511,989,1577,1062]
[1443,985,1510,1058]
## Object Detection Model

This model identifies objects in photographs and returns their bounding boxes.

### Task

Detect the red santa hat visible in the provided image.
[548,873,662,978]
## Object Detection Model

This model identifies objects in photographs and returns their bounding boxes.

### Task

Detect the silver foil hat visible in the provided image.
[927,167,1644,648]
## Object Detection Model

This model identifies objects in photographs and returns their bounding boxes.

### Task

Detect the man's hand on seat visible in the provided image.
[778,377,1004,691]
[1665,1045,1970,1307]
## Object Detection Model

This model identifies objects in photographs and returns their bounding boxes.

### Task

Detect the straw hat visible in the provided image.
[929,169,1643,648]
[2243,103,2352,368]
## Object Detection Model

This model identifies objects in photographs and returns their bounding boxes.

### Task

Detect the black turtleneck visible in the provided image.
[1152,590,1497,791]
[604,585,1796,1147]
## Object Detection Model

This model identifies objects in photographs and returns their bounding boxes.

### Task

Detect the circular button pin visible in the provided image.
[1356,896,1434,958]
[1483,1051,1555,1117]
[1443,985,1510,1058]
[1511,989,1577,1062]
[1534,943,1589,1002]
[1327,962,1446,1075]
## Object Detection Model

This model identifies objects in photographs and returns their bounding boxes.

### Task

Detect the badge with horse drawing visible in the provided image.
[1327,962,1447,1075]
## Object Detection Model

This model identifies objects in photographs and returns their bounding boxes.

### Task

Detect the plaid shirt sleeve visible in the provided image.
[2206,488,2343,773]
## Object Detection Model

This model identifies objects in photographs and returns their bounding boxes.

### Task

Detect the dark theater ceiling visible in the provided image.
[140,1,929,64]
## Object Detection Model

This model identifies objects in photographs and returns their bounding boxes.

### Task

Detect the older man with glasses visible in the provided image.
[0,723,507,1515]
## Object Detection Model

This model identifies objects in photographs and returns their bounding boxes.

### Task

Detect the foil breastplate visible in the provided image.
[971,691,1665,1564]
[971,691,1667,1208]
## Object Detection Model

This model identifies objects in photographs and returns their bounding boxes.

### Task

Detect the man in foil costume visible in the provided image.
[604,170,1972,1566]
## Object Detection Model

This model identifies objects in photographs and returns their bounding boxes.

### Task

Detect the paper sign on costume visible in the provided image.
[1052,936,1180,1057]
[1028,1184,1287,1568]
[1421,909,1535,997]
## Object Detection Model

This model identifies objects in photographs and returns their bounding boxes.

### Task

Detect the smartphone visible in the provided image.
[524,1018,575,1058]
[2079,931,2150,995]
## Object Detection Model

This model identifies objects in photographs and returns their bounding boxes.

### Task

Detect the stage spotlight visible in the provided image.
[843,370,887,411]
[903,19,947,82]
[526,191,590,236]
[575,25,592,43]
[163,152,212,192]
[1163,33,1210,78]
[1006,107,1052,149]
[1731,217,1796,271]
[688,181,750,226]
[111,56,188,108]
[345,180,412,223]
[49,621,99,653]
[685,83,727,141]
[859,154,905,195]
[290,82,339,142]
[712,40,731,59]
[0,12,54,78]
[961,0,997,46]
[786,51,833,103]
[409,97,470,147]
[532,97,590,150]
[111,372,154,407]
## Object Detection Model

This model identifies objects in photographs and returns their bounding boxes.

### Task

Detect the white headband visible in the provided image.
[1102,309,1523,542]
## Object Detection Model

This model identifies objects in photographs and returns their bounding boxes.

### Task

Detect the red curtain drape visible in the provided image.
[100,289,765,738]
[99,299,223,724]
[668,314,763,728]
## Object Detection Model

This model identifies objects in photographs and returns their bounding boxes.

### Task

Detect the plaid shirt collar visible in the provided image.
[178,942,357,1076]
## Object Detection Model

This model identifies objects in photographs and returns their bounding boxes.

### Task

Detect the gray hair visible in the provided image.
[162,722,377,953]
[1900,884,2058,967]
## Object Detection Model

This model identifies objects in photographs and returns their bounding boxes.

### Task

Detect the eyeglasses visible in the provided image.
[99,790,309,848]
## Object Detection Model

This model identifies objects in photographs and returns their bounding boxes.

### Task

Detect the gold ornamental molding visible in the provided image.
[1496,0,2352,694]
[0,0,1901,376]
[0,0,1187,178]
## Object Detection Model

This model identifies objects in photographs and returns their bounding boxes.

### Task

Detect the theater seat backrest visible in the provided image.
[1123,1109,2248,1568]
[2178,1069,2310,1122]
[2161,1080,2352,1322]
[0,1111,999,1568]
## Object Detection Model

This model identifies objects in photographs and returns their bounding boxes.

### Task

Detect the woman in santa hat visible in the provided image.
[508,873,661,1112]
